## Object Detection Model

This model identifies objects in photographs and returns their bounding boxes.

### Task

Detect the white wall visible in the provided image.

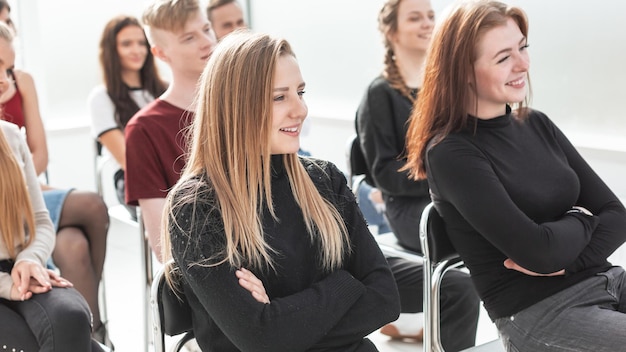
[9,0,626,194]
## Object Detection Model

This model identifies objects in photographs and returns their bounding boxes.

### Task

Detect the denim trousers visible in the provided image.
[495,266,626,352]
[0,286,99,352]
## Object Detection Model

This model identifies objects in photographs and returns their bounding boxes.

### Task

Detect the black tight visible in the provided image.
[51,190,109,330]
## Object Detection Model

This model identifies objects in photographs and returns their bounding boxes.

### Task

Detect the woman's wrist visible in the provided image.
[566,206,593,216]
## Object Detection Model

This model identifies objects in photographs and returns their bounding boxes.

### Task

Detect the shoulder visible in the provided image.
[0,120,26,156]
[169,175,219,224]
[300,157,347,193]
[87,85,112,105]
[13,70,36,92]
[427,132,481,163]
[365,76,393,95]
[520,108,560,136]
[87,85,108,100]
[0,119,21,136]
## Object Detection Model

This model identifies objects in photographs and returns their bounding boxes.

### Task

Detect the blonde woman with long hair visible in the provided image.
[162,31,400,351]
[0,119,104,350]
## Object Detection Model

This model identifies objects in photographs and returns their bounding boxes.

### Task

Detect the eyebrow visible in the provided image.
[492,37,526,59]
[273,82,306,92]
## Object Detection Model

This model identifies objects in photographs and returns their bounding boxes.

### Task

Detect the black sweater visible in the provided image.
[355,76,429,198]
[426,108,626,320]
[169,156,400,351]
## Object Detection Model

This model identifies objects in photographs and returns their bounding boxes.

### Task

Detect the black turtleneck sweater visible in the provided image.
[168,156,400,351]
[426,108,626,320]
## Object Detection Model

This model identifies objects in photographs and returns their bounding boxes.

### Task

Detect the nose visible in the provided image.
[0,70,11,87]
[290,96,308,121]
[515,52,530,72]
[202,29,218,52]
[423,16,435,29]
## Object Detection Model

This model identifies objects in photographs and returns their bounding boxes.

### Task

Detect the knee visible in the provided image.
[66,191,109,225]
[37,289,93,337]
[54,229,90,265]
[441,271,480,312]
[81,192,109,222]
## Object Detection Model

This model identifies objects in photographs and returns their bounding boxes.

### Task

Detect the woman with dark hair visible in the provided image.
[405,1,626,351]
[355,0,479,348]
[88,15,167,217]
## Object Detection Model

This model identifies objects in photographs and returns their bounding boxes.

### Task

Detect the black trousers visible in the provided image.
[383,194,431,253]
[387,257,480,352]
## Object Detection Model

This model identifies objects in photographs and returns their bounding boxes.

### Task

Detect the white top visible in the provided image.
[87,84,155,138]
[0,120,55,299]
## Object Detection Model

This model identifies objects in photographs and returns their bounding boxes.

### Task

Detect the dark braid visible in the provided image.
[379,0,415,102]
[382,47,415,102]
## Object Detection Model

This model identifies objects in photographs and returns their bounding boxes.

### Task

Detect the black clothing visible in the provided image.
[426,108,626,320]
[169,156,400,351]
[356,76,429,251]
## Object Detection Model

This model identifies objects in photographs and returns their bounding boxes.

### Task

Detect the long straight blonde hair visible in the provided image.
[163,31,349,273]
[0,126,36,259]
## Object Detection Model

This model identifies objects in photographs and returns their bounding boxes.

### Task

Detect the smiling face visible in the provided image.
[270,54,307,155]
[391,0,435,53]
[116,25,148,75]
[470,17,530,118]
[0,36,14,96]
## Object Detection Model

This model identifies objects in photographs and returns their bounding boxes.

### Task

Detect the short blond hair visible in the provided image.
[142,0,201,45]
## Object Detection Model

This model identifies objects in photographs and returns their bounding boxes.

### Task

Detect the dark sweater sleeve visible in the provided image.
[309,163,401,350]
[356,79,429,197]
[549,121,626,273]
[170,183,368,352]
[427,137,599,274]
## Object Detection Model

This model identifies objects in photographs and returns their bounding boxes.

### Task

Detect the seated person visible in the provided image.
[405,1,626,351]
[0,20,111,347]
[88,14,167,220]
[125,0,217,262]
[162,31,400,351]
[0,120,103,351]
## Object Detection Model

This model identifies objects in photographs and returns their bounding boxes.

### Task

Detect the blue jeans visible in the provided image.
[495,266,626,352]
[356,181,391,234]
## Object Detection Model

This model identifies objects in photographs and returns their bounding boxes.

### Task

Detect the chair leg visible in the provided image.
[138,211,155,352]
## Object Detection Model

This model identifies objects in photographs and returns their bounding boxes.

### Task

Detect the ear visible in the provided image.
[151,45,169,63]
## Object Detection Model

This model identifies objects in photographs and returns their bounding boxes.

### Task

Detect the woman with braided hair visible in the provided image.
[356,0,432,253]
[355,0,480,349]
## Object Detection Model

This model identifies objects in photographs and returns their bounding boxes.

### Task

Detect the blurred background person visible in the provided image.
[206,0,246,41]
[88,14,167,220]
[0,16,112,349]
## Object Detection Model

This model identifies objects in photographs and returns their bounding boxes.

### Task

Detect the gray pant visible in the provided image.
[0,286,102,352]
[495,266,626,352]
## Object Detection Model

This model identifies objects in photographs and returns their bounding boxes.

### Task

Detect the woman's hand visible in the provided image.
[236,268,270,304]
[9,262,73,301]
[504,258,565,276]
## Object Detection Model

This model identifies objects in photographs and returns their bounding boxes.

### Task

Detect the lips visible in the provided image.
[506,77,525,88]
[279,127,298,133]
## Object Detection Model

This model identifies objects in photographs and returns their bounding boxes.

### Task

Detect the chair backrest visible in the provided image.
[346,134,374,186]
[422,204,459,264]
[420,202,463,352]
[151,264,194,352]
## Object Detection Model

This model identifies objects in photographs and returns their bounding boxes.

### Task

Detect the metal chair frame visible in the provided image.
[151,264,195,352]
[420,202,504,352]
[94,140,155,351]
